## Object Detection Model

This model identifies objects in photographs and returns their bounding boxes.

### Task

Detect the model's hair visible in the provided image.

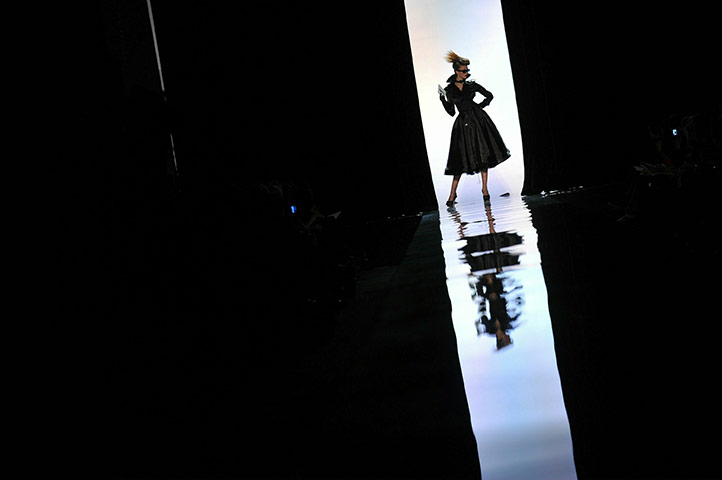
[444,50,470,71]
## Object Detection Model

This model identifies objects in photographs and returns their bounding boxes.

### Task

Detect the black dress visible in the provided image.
[440,75,511,175]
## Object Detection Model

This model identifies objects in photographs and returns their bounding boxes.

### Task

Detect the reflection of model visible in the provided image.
[450,201,521,350]
[440,51,511,206]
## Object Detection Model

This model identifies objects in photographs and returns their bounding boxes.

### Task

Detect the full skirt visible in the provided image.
[445,108,511,175]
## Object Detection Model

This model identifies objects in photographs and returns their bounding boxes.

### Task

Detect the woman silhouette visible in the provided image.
[440,51,511,206]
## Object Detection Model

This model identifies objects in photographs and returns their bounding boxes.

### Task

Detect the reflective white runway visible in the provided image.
[440,196,577,480]
[405,1,577,475]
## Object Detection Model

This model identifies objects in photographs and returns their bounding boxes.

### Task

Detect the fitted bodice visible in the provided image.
[440,78,494,116]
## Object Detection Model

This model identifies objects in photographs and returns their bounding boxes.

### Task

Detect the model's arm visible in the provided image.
[473,82,494,108]
[440,91,456,116]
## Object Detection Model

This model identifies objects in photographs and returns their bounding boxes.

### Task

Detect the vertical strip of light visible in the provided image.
[145,0,179,180]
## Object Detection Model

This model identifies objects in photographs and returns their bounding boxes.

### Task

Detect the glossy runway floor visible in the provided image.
[317,182,719,480]
[96,183,720,479]
[440,196,576,479]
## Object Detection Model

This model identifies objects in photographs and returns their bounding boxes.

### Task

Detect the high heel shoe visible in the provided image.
[446,194,457,207]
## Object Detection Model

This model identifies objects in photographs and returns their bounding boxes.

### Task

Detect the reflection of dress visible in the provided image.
[440,75,511,175]
[459,232,523,255]
[458,232,522,339]
[459,232,523,273]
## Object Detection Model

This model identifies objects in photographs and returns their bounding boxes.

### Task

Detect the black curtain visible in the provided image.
[502,0,722,195]
[143,0,436,219]
[48,3,438,474]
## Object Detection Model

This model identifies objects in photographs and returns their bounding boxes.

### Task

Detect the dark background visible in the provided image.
[502,1,721,194]
[53,0,721,216]
[47,0,720,478]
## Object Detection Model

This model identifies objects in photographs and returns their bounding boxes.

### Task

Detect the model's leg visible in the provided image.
[448,175,461,202]
[481,169,489,196]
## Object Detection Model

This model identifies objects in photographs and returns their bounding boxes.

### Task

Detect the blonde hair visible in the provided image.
[444,50,470,71]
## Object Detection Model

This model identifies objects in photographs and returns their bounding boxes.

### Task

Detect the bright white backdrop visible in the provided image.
[404,0,524,206]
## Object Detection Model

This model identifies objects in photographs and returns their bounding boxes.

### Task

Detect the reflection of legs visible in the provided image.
[481,169,489,197]
[448,174,461,203]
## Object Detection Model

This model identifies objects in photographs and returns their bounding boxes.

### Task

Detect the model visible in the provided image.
[440,51,511,206]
